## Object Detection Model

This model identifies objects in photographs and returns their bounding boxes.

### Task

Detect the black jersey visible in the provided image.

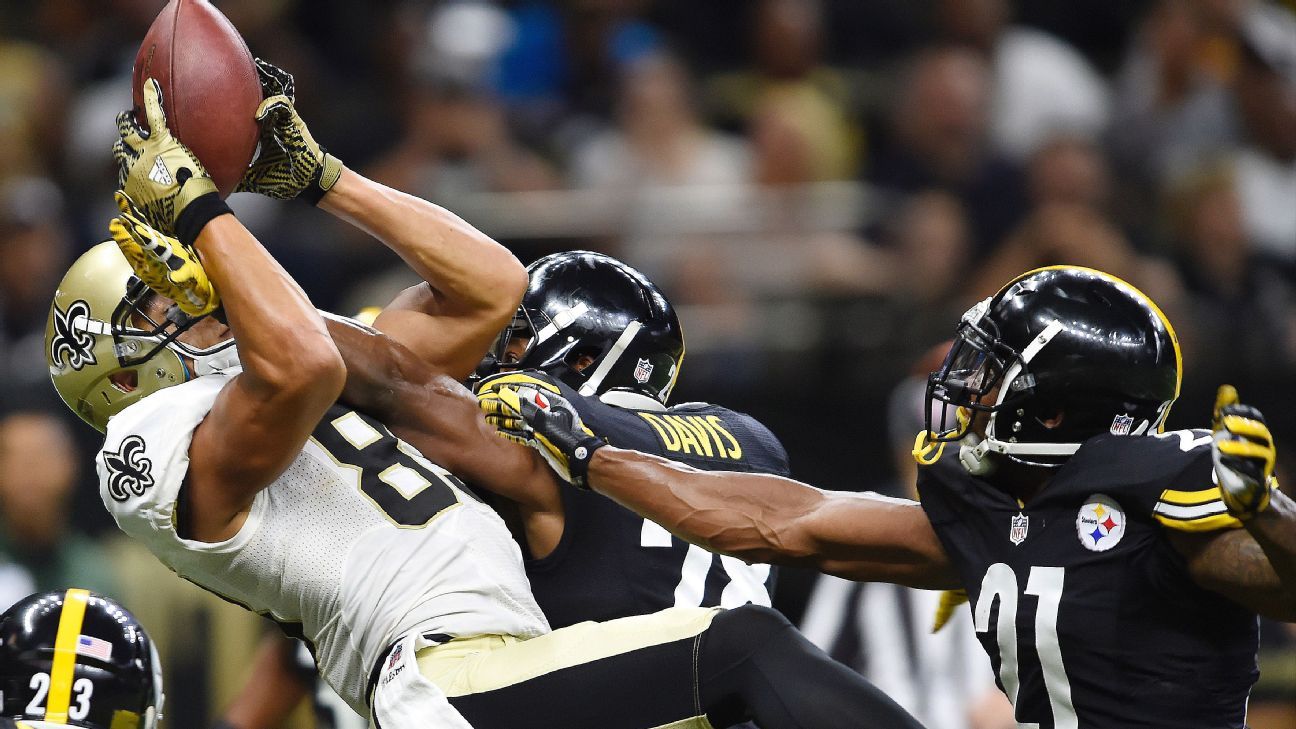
[524,376,790,629]
[917,429,1259,729]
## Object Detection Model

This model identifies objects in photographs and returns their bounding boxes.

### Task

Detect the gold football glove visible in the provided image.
[235,59,344,203]
[113,79,226,240]
[475,374,603,488]
[110,192,220,317]
[1211,385,1278,519]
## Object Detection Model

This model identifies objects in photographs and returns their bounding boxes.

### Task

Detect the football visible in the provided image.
[132,0,261,197]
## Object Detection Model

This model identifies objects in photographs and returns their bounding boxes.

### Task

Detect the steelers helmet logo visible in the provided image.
[1076,493,1125,552]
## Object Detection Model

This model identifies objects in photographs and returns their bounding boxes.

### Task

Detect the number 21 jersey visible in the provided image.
[917,431,1259,729]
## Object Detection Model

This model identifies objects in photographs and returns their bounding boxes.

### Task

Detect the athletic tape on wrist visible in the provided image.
[176,192,233,248]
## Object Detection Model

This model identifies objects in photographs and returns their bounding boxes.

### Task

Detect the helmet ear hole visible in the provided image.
[109,370,139,393]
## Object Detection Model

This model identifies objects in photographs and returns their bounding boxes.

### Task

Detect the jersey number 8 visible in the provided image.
[313,408,466,527]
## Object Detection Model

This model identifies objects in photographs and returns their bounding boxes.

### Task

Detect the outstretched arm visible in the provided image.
[319,171,527,379]
[231,59,526,381]
[186,217,344,535]
[112,80,344,543]
[474,380,956,588]
[323,317,563,525]
[587,447,958,589]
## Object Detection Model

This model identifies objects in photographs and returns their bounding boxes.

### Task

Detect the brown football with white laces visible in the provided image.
[132,0,260,197]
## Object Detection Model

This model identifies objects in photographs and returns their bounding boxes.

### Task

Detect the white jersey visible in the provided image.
[97,372,550,716]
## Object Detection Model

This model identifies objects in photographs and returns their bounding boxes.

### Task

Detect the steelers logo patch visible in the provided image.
[1076,493,1125,552]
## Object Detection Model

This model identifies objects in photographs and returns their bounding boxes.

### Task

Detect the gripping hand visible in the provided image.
[110,192,220,317]
[235,59,344,203]
[113,79,228,243]
[475,372,563,443]
[476,372,605,488]
[1211,385,1279,519]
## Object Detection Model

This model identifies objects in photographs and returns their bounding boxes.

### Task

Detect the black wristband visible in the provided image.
[176,192,233,248]
[566,435,606,490]
[299,152,341,206]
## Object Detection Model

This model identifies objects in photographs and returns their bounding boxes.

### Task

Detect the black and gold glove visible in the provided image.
[110,192,220,317]
[475,371,564,438]
[113,79,231,245]
[235,59,344,203]
[476,372,604,488]
[1211,385,1279,519]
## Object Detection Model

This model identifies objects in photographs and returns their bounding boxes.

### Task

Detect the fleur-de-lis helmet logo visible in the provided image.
[104,435,154,502]
[49,299,98,371]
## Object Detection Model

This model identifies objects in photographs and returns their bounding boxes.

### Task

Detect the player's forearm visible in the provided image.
[1246,490,1296,599]
[326,317,410,417]
[586,447,956,587]
[587,446,827,566]
[324,318,546,502]
[319,170,527,316]
[194,216,343,396]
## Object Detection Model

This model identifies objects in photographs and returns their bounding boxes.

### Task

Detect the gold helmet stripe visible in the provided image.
[44,588,91,723]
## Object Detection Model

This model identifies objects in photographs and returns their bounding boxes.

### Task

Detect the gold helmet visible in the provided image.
[45,242,232,432]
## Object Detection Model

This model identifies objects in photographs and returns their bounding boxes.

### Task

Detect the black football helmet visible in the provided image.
[924,266,1181,471]
[0,590,163,729]
[488,251,685,404]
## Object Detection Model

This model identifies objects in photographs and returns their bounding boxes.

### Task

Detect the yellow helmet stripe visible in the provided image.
[44,588,91,723]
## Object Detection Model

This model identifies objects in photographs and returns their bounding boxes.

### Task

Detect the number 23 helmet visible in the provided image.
[923,266,1181,472]
[0,590,163,729]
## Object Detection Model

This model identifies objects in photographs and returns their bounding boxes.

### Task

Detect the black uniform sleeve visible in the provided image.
[1151,438,1244,533]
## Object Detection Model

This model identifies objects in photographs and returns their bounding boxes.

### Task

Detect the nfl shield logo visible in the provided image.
[1110,413,1135,435]
[633,357,654,384]
[1009,512,1029,545]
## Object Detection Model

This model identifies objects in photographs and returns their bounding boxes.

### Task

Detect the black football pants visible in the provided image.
[439,605,924,729]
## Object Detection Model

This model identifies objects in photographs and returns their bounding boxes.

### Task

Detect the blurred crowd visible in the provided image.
[2,0,1295,727]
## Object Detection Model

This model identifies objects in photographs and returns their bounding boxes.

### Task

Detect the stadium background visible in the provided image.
[1,0,1295,726]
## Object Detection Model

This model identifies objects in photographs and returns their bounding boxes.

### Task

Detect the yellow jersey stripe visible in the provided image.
[45,588,91,723]
[1159,488,1226,506]
[1154,512,1243,532]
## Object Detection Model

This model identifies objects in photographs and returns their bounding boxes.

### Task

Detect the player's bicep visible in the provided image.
[800,492,959,589]
[376,285,508,382]
[1171,528,1296,621]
